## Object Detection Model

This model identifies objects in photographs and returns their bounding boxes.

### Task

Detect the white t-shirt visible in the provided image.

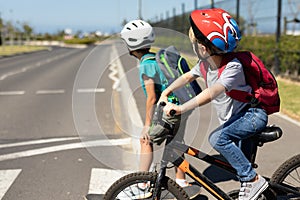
[191,58,252,124]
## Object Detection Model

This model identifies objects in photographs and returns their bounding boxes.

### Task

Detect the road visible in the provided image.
[0,43,138,200]
[0,40,299,200]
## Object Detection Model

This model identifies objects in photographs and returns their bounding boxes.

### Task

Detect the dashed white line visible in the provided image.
[77,88,106,93]
[0,89,108,96]
[36,90,65,95]
[0,91,25,96]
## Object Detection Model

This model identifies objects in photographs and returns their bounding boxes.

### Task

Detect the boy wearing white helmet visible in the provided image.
[120,20,200,199]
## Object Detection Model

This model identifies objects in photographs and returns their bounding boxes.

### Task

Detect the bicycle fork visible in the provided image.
[152,160,168,200]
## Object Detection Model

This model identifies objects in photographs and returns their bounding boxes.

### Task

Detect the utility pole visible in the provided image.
[194,0,198,10]
[276,0,281,44]
[138,0,142,19]
[274,0,282,75]
[236,0,240,24]
[211,0,215,8]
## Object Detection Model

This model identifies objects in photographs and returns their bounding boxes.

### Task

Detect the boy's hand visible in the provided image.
[158,92,168,106]
[163,102,181,116]
[140,126,151,144]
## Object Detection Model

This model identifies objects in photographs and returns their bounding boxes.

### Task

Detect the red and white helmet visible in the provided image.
[121,20,155,51]
[190,8,241,53]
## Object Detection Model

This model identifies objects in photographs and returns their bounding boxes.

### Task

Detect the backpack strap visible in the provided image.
[219,52,259,107]
[142,56,156,62]
[200,53,259,107]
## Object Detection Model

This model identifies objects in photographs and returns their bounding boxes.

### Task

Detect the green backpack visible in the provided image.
[155,46,202,104]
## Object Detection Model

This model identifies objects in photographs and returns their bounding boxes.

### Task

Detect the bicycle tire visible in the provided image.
[103,171,189,200]
[271,154,300,198]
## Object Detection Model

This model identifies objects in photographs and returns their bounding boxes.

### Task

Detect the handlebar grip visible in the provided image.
[159,101,166,107]
[170,110,176,117]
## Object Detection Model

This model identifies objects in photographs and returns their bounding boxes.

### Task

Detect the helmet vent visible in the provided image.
[126,27,131,30]
[128,38,137,42]
[132,23,138,28]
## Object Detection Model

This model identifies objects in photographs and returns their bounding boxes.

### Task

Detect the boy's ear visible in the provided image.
[199,43,207,52]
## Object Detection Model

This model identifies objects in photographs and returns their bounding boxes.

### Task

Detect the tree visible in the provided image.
[23,23,33,41]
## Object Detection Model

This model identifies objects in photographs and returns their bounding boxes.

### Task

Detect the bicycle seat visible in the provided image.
[254,125,283,146]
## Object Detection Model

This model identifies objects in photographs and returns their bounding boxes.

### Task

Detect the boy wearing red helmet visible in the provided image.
[160,8,268,200]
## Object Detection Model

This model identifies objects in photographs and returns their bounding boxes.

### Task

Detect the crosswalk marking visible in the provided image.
[88,168,133,194]
[0,168,134,198]
[0,169,22,199]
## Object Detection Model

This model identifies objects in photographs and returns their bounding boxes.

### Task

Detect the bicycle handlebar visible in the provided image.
[159,101,176,117]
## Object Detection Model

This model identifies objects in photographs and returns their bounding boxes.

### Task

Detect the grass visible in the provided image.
[0,45,48,56]
[277,78,300,121]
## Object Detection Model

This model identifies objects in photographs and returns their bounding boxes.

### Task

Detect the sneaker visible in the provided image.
[117,184,152,200]
[239,175,269,200]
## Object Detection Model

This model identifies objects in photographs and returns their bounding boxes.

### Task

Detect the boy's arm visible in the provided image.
[163,83,226,115]
[143,75,157,127]
[159,71,196,103]
[181,83,225,112]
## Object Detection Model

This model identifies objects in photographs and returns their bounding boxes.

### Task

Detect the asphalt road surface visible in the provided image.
[0,40,299,200]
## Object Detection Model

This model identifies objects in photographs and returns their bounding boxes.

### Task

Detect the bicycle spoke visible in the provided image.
[286,169,300,185]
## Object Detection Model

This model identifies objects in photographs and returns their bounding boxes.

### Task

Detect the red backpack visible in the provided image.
[200,51,280,115]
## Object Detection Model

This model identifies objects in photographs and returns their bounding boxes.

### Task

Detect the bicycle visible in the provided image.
[104,102,300,199]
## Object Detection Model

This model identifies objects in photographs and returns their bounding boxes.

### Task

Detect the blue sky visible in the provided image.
[1,1,299,35]
[0,0,213,34]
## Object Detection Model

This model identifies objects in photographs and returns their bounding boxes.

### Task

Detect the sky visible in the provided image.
[0,0,213,34]
[1,1,299,35]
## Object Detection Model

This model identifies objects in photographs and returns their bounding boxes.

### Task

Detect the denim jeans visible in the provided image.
[209,107,268,182]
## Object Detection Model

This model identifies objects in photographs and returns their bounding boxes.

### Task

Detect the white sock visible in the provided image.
[176,179,189,187]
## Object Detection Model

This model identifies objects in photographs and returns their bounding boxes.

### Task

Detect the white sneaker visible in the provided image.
[117,184,152,200]
[239,175,269,200]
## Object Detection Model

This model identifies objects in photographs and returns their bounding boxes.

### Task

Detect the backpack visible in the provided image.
[199,51,280,115]
[155,46,202,104]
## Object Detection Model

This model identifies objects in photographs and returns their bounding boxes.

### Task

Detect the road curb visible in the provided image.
[112,45,142,158]
[275,112,300,127]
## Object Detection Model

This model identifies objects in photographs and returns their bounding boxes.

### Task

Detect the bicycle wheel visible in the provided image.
[271,154,300,199]
[103,171,189,200]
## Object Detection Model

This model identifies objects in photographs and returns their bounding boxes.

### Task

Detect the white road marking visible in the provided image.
[88,168,133,194]
[0,138,131,162]
[0,169,22,199]
[0,137,79,149]
[108,64,121,91]
[0,91,25,96]
[112,45,143,155]
[36,90,65,95]
[0,50,80,81]
[77,88,106,93]
[109,48,121,91]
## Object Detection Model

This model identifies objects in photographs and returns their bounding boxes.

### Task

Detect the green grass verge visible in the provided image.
[0,45,48,56]
[277,78,300,121]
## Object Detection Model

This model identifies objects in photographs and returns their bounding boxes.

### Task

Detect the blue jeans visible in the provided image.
[209,107,268,182]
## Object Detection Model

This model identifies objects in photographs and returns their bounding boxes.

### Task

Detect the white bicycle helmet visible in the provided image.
[121,20,155,51]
